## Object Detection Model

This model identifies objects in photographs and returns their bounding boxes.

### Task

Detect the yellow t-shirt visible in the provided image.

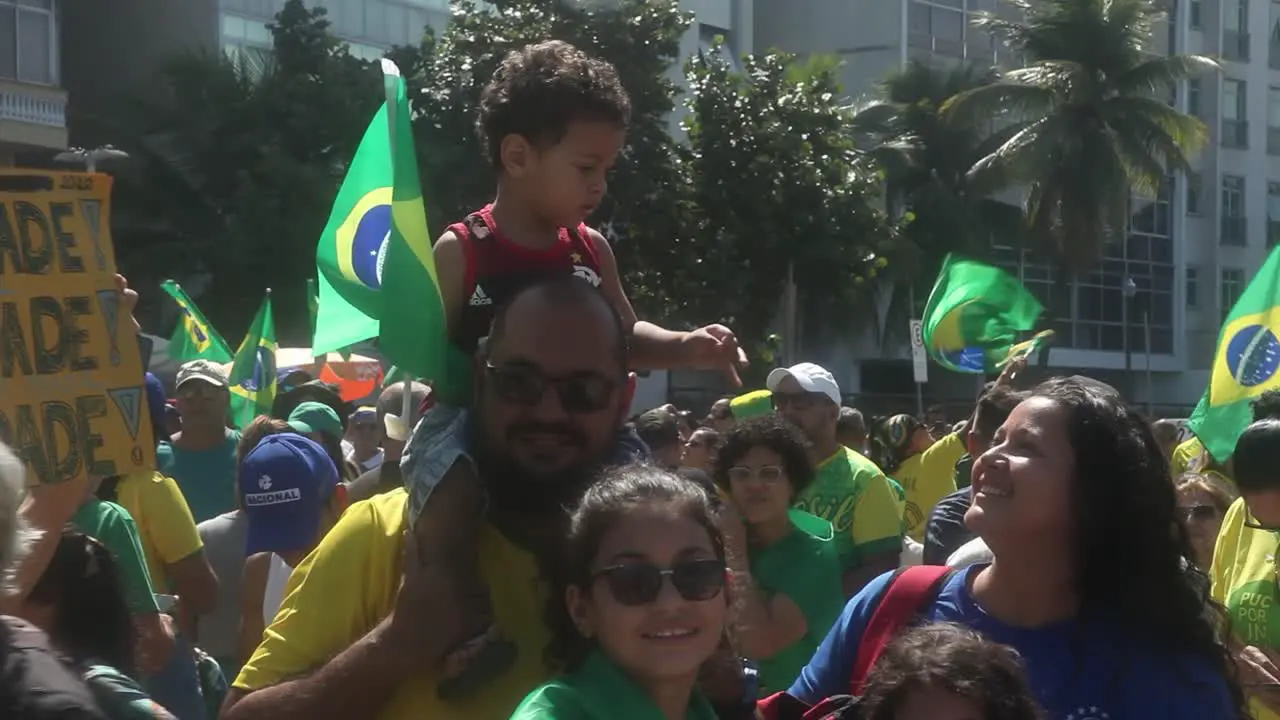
[793,448,904,568]
[1211,496,1280,720]
[115,470,204,593]
[234,488,550,719]
[891,433,965,542]
[1171,436,1207,476]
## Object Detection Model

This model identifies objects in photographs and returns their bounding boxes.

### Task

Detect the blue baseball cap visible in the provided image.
[238,433,339,556]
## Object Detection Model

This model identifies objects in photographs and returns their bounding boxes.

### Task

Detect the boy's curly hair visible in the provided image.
[859,622,1046,720]
[478,40,631,170]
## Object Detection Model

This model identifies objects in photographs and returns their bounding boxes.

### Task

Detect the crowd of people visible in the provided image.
[0,37,1271,720]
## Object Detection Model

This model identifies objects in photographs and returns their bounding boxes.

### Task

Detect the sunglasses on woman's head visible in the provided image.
[592,558,726,606]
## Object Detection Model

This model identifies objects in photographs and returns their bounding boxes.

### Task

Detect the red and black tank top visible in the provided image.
[450,204,603,354]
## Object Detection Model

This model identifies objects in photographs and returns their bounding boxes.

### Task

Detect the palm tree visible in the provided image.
[943,0,1216,273]
[850,59,1024,344]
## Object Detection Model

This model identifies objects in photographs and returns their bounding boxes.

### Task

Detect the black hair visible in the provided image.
[27,528,136,675]
[478,40,632,171]
[1231,419,1280,493]
[542,463,725,672]
[859,622,1046,720]
[1029,377,1245,717]
[634,408,681,451]
[707,398,734,422]
[1252,390,1280,422]
[836,407,866,442]
[484,275,629,374]
[713,416,815,499]
[973,385,1028,446]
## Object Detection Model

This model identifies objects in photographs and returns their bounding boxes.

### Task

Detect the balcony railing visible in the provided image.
[1224,30,1251,61]
[1221,215,1248,245]
[1222,119,1249,148]
[0,79,68,150]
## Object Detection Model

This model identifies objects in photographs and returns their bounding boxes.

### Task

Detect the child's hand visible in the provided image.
[682,325,748,387]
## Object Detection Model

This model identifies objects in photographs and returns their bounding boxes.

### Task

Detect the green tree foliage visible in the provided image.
[943,0,1216,272]
[849,60,1023,343]
[79,0,381,344]
[682,47,895,365]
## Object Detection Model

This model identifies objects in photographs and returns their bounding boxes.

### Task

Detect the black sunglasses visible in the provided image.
[592,558,726,606]
[484,363,617,413]
[1180,504,1219,522]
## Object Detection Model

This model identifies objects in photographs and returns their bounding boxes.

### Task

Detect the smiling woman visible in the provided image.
[514,463,727,720]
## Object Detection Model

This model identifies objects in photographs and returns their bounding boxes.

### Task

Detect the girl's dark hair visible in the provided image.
[713,416,815,498]
[542,463,726,671]
[27,528,136,675]
[859,622,1045,720]
[1030,376,1245,717]
[1230,418,1280,493]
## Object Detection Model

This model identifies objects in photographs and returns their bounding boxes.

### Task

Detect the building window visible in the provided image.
[1223,79,1249,147]
[1186,267,1199,308]
[908,0,966,58]
[1269,181,1280,247]
[1222,268,1246,320]
[1270,87,1280,155]
[1223,174,1248,245]
[1188,77,1202,116]
[1187,171,1202,213]
[699,24,740,69]
[1191,0,1202,27]
[1226,0,1252,60]
[1272,0,1280,68]
[0,0,57,85]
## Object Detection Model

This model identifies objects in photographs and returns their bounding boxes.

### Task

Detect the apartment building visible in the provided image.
[752,0,1250,412]
[0,0,68,165]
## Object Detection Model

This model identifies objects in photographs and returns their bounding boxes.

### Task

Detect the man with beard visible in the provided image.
[221,277,643,719]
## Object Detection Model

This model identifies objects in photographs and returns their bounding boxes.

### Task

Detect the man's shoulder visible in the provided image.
[345,463,401,505]
[824,448,886,482]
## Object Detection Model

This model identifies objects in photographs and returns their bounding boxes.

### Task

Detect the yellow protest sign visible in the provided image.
[0,170,155,485]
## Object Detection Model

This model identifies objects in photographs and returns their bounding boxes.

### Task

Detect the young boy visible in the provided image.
[409,39,745,697]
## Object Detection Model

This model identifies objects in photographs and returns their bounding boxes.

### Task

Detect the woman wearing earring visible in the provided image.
[511,464,730,719]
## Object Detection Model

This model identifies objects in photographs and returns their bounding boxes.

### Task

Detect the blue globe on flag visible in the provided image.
[239,347,277,393]
[1225,324,1280,387]
[350,204,392,290]
[942,346,986,374]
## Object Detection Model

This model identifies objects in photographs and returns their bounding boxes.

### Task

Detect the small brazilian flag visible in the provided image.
[921,254,1044,374]
[160,280,232,364]
[1188,247,1280,461]
[228,290,277,430]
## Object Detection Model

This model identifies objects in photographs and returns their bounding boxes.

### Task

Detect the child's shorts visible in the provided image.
[400,402,650,523]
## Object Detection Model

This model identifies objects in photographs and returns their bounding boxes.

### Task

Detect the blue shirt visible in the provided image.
[789,566,1236,720]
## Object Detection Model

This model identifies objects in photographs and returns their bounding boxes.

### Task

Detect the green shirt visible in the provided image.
[156,432,242,523]
[510,650,719,720]
[84,662,170,719]
[793,448,904,568]
[72,500,160,614]
[750,511,845,693]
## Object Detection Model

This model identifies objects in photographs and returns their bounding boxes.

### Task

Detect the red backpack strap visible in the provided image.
[849,565,955,695]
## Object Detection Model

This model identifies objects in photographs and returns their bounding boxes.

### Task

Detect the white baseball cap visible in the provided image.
[766,363,841,405]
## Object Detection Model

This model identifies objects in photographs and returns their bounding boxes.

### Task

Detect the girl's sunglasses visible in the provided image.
[592,558,726,606]
[1180,504,1219,522]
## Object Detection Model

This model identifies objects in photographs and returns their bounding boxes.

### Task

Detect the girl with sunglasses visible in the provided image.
[713,416,843,695]
[513,464,729,720]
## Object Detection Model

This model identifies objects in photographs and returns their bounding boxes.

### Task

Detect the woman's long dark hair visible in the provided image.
[1031,377,1245,717]
[541,463,727,672]
[27,528,136,676]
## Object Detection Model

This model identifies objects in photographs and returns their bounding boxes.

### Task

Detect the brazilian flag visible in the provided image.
[1188,247,1280,461]
[229,291,277,430]
[160,280,232,364]
[921,254,1044,374]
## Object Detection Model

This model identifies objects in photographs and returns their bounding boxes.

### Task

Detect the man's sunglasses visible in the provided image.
[484,363,616,413]
[771,392,825,411]
[592,558,726,606]
[1180,504,1219,522]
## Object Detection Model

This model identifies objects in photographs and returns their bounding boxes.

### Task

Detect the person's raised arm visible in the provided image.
[720,507,807,660]
[433,230,465,339]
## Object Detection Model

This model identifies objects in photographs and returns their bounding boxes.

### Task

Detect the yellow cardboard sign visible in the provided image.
[0,171,155,485]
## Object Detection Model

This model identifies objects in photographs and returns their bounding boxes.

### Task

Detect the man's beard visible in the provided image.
[471,423,611,521]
